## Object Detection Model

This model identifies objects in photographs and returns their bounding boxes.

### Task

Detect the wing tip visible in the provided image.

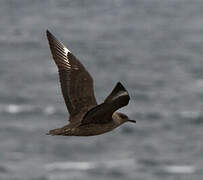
[46,29,53,40]
[117,82,124,88]
[46,29,50,35]
[46,29,56,47]
[116,82,130,99]
[46,29,71,54]
[104,82,130,104]
[116,81,127,91]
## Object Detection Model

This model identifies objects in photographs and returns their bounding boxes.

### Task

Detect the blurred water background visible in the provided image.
[1,0,203,179]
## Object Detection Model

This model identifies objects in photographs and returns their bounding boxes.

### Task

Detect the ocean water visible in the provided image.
[1,0,203,179]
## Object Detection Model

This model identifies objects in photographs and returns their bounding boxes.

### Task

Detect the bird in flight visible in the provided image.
[46,30,136,136]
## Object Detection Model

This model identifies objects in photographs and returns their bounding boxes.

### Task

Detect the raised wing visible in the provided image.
[104,82,129,104]
[81,82,130,124]
[46,30,97,118]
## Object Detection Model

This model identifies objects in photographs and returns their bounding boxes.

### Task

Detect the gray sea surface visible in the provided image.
[1,0,203,179]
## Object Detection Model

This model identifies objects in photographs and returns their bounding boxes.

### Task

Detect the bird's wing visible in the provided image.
[81,82,130,124]
[46,30,97,119]
[104,82,129,103]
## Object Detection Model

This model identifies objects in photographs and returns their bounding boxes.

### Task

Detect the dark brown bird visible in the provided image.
[46,30,136,136]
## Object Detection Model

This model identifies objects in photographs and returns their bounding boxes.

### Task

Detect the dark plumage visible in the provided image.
[46,30,136,136]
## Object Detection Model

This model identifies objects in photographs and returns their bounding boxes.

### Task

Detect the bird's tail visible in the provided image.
[46,128,63,136]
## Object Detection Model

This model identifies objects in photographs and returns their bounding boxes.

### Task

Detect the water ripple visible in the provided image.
[163,165,196,174]
[45,159,137,172]
[0,104,57,115]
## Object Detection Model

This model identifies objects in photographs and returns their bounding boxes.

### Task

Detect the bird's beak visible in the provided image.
[128,120,136,123]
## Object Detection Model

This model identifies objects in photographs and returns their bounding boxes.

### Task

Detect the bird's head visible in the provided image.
[117,112,136,124]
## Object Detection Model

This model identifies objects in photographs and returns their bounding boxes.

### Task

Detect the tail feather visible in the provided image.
[46,128,63,136]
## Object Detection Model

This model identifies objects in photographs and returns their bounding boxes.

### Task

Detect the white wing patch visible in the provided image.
[63,47,71,69]
[64,46,70,56]
[46,30,72,70]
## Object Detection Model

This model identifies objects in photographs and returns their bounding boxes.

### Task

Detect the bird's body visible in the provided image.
[46,30,136,136]
[49,112,123,136]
